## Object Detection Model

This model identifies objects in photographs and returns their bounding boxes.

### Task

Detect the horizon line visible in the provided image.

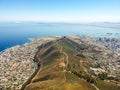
[0,21,120,24]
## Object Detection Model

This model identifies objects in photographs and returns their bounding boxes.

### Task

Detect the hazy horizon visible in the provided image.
[0,0,120,22]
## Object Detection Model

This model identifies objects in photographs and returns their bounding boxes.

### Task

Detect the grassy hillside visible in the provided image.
[22,37,120,90]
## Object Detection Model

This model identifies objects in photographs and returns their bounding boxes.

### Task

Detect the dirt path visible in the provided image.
[59,46,69,82]
[79,60,89,74]
[30,51,43,83]
[67,38,100,90]
[91,84,100,90]
[21,49,43,90]
[79,60,100,90]
[60,47,69,69]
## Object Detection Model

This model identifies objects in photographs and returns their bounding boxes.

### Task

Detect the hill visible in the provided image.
[21,37,120,90]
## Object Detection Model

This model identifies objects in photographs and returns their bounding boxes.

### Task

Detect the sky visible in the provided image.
[0,0,120,22]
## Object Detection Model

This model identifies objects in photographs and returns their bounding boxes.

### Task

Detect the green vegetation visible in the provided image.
[22,37,120,90]
[96,80,120,90]
[98,72,108,80]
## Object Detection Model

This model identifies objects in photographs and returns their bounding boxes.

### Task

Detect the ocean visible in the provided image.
[0,22,120,51]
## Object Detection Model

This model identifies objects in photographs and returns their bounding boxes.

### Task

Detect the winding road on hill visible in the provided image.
[21,45,44,90]
[30,50,43,83]
[68,38,100,90]
[22,38,100,90]
[91,84,100,90]
[59,46,69,82]
[60,46,69,70]
[79,60,89,74]
[79,60,100,90]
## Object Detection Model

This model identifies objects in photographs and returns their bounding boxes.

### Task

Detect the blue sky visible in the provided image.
[0,0,120,22]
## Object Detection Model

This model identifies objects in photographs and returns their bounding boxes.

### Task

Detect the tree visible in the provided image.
[98,73,107,80]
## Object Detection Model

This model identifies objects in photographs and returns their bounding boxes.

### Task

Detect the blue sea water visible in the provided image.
[0,22,120,51]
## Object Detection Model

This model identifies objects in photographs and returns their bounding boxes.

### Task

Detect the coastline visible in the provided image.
[0,36,61,53]
[0,36,120,89]
[0,36,58,89]
[0,33,120,54]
